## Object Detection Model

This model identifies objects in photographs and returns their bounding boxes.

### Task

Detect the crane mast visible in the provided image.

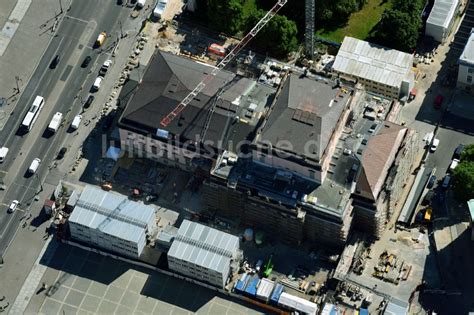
[160,0,288,127]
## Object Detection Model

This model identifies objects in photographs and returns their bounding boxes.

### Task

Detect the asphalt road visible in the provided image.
[0,0,129,256]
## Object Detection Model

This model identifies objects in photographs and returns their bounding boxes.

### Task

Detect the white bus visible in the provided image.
[21,96,45,131]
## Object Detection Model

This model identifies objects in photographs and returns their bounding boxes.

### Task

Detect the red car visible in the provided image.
[434,94,443,109]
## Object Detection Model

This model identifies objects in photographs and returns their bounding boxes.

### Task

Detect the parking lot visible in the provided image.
[25,242,265,314]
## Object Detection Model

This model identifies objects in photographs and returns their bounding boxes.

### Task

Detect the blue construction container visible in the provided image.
[234,273,249,294]
[270,283,284,304]
[359,308,369,315]
[244,276,260,297]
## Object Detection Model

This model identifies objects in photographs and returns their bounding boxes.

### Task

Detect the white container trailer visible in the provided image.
[278,292,318,315]
[256,278,275,302]
[48,112,63,133]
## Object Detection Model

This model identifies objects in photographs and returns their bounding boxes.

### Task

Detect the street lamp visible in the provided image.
[35,173,43,195]
[14,76,22,94]
[58,0,63,14]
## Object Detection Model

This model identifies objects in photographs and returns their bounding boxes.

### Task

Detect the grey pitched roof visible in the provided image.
[69,186,156,243]
[119,51,274,147]
[257,74,349,161]
[168,220,239,273]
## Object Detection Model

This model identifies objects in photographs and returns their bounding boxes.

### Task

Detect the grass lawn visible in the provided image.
[316,0,392,43]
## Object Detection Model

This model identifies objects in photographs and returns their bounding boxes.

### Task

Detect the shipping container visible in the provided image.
[244,276,260,297]
[270,283,284,305]
[256,278,274,302]
[278,292,318,315]
[234,273,249,294]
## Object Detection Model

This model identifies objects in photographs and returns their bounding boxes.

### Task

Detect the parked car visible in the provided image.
[441,175,451,189]
[81,55,92,68]
[50,55,60,69]
[153,0,168,18]
[0,146,9,163]
[453,144,464,159]
[430,138,440,152]
[427,175,436,189]
[7,200,19,213]
[449,159,460,171]
[91,77,103,92]
[368,123,377,134]
[28,158,41,174]
[84,95,94,108]
[57,147,67,160]
[71,115,82,130]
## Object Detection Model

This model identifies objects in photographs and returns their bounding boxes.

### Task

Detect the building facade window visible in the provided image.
[468,75,473,83]
[468,68,474,74]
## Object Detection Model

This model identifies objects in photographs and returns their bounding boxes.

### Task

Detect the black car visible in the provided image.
[50,55,60,69]
[81,56,92,68]
[427,175,436,189]
[453,144,464,159]
[57,147,67,160]
[84,95,94,108]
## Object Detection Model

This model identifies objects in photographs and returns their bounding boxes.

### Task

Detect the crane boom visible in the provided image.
[160,0,288,127]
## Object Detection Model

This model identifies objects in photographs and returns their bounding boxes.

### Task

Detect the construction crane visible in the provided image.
[160,0,288,127]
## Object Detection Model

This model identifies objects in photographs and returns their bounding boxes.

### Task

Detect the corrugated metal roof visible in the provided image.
[427,0,459,29]
[69,186,156,243]
[167,220,239,273]
[256,278,275,300]
[332,37,413,88]
[384,299,408,315]
[460,32,474,65]
[278,292,318,315]
[468,199,474,223]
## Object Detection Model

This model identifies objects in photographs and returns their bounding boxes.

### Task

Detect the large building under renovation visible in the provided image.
[204,74,356,248]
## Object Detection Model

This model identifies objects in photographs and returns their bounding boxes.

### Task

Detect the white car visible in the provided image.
[8,200,19,213]
[449,158,460,171]
[153,0,168,18]
[430,138,440,152]
[28,158,41,174]
[92,77,103,92]
[71,115,82,130]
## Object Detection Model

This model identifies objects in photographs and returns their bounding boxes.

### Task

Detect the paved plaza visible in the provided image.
[23,242,264,315]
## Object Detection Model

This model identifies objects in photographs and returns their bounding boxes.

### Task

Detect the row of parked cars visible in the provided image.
[427,144,464,190]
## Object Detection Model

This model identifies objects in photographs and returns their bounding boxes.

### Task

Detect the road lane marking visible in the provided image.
[64,15,90,24]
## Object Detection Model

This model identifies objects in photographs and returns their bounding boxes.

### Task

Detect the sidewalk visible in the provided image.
[0,3,153,314]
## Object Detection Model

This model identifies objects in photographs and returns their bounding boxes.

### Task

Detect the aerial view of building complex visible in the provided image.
[0,0,473,314]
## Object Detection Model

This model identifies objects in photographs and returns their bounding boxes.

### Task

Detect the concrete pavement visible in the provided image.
[0,0,131,257]
[0,0,159,312]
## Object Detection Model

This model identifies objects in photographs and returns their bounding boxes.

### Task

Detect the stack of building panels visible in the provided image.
[234,273,250,294]
[244,276,260,297]
[270,283,284,305]
[256,278,275,302]
[278,292,318,315]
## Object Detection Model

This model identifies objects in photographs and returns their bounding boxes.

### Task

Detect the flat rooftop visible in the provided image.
[211,156,350,217]
[427,0,459,29]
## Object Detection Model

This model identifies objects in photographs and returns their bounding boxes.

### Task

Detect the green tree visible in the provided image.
[461,144,474,161]
[248,10,298,56]
[371,9,421,52]
[452,144,474,201]
[207,0,257,35]
[452,161,474,201]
